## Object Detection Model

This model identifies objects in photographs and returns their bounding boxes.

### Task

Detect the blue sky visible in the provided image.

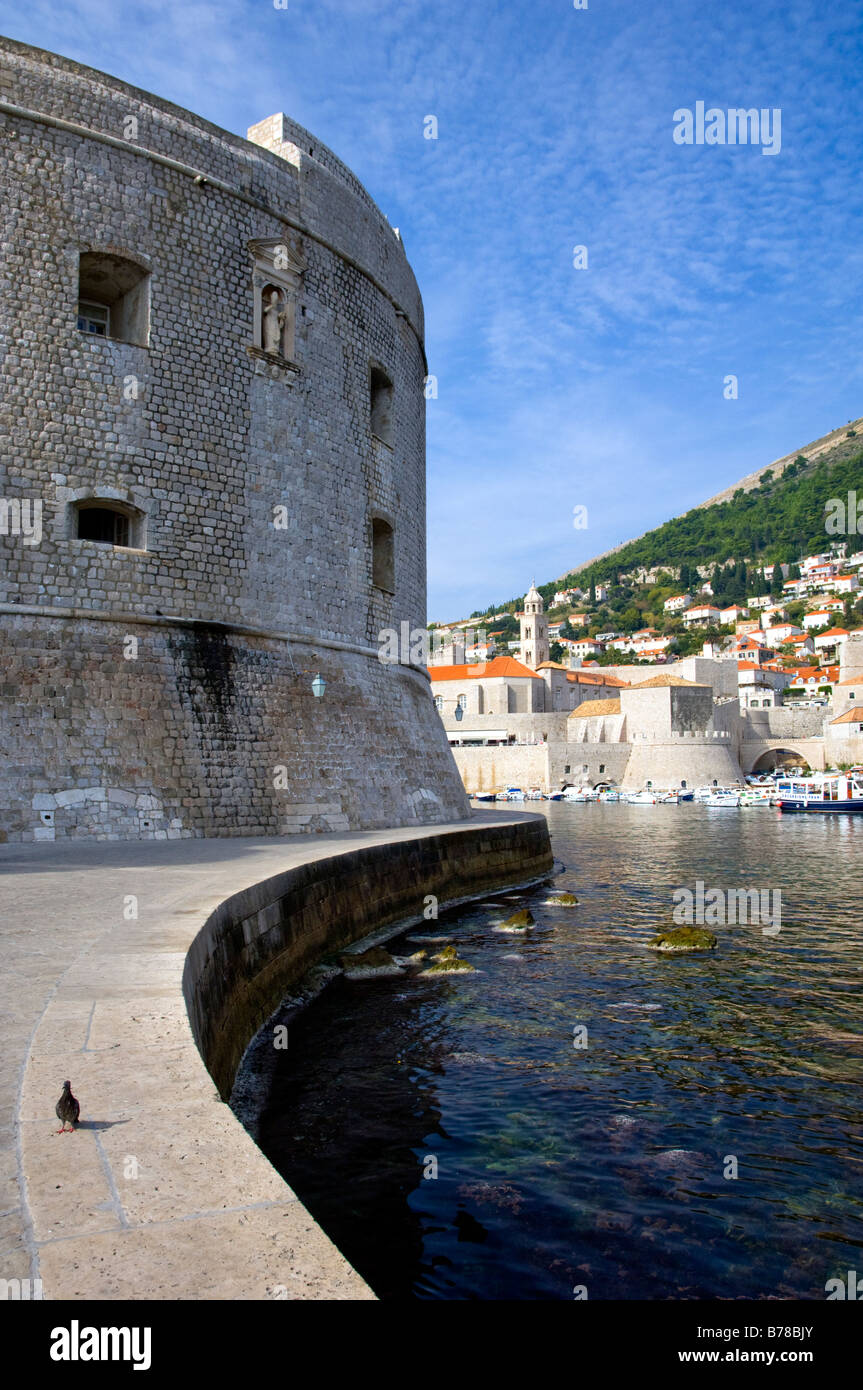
[4,0,863,618]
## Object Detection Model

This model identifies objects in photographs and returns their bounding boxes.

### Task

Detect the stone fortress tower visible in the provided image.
[519,582,549,670]
[0,38,471,841]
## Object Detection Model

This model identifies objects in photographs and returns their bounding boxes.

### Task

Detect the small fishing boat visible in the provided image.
[504,786,526,802]
[775,772,863,814]
[473,792,498,802]
[625,789,657,805]
[598,788,620,803]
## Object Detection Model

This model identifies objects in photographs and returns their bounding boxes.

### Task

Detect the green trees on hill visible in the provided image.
[483,445,863,619]
[548,449,863,598]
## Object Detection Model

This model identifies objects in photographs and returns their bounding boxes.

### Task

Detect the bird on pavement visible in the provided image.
[55,1080,80,1134]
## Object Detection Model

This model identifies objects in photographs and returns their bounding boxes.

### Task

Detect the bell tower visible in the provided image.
[520,581,549,669]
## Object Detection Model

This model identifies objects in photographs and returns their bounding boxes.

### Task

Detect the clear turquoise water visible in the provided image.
[253,804,863,1300]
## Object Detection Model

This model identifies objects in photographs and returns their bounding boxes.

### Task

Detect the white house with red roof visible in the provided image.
[831,573,859,594]
[683,603,721,627]
[813,626,851,660]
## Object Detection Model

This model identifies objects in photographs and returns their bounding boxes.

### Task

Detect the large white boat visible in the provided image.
[775,772,863,814]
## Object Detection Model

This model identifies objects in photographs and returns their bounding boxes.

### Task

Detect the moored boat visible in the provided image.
[704,789,741,807]
[775,772,863,814]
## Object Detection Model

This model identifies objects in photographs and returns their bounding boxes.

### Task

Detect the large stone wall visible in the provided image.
[622,738,743,790]
[452,745,550,793]
[0,38,469,839]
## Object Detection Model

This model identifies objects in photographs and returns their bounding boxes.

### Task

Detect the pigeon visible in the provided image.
[55,1080,80,1134]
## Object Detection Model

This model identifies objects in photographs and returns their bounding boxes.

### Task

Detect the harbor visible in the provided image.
[473,767,863,810]
[246,800,863,1301]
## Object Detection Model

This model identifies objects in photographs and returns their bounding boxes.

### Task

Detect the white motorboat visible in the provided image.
[625,789,657,805]
[739,788,772,807]
[704,788,741,807]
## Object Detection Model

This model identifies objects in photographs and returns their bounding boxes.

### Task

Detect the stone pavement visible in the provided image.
[0,812,536,1300]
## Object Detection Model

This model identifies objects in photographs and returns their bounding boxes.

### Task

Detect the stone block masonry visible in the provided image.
[0,37,471,839]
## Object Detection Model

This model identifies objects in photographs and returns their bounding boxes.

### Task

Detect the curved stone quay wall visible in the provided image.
[0,37,469,840]
[185,814,554,1098]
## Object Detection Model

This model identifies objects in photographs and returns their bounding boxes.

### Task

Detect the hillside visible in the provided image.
[548,416,863,585]
[475,418,863,618]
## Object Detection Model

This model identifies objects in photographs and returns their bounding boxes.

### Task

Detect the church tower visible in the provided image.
[520,582,549,669]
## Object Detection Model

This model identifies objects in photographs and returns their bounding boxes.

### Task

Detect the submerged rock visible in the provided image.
[393,949,428,966]
[341,945,404,978]
[425,944,475,974]
[546,893,578,907]
[498,909,535,931]
[647,926,717,954]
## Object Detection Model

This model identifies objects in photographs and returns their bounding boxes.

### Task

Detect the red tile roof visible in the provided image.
[428,656,541,681]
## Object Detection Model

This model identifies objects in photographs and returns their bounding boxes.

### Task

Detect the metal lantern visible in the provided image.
[311,673,326,698]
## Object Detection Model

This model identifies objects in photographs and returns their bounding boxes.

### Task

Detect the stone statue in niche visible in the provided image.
[261,286,287,356]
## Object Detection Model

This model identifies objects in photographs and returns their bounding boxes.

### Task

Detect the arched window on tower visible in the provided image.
[72,500,145,549]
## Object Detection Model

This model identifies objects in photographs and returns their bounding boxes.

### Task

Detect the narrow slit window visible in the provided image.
[370,367,394,447]
[371,517,395,593]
